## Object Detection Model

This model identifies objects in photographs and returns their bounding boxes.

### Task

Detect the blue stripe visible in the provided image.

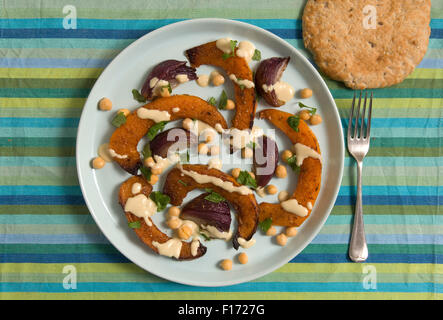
[312,234,443,245]
[291,253,442,264]
[0,234,109,244]
[0,281,440,293]
[0,118,79,128]
[0,195,85,205]
[0,214,94,225]
[0,57,110,68]
[0,186,82,196]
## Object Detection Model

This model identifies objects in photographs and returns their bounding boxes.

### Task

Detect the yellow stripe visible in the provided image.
[0,98,85,108]
[0,292,440,300]
[407,68,443,79]
[0,68,103,79]
[335,98,443,109]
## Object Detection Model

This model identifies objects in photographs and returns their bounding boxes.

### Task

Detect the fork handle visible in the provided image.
[349,161,368,262]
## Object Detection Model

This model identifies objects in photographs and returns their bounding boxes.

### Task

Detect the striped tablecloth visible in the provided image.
[0,1,441,300]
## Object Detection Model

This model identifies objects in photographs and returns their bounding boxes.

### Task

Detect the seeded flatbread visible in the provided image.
[302,0,431,89]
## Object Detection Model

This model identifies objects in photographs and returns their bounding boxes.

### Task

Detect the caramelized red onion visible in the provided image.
[141,60,197,100]
[254,57,290,107]
[149,128,196,158]
[253,135,279,187]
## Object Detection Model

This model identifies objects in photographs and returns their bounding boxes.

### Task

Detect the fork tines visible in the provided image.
[347,90,373,140]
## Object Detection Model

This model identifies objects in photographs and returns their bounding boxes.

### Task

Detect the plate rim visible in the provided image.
[76,17,345,287]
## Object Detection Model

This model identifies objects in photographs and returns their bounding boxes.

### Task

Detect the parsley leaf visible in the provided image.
[207,97,217,106]
[252,49,261,61]
[111,112,127,127]
[132,89,147,103]
[149,191,170,212]
[218,90,228,110]
[258,218,272,233]
[199,232,211,241]
[287,115,300,132]
[146,121,168,140]
[142,143,152,159]
[128,221,141,229]
[222,40,238,60]
[204,191,225,203]
[299,102,317,116]
[286,155,301,173]
[162,83,172,94]
[178,180,188,186]
[236,170,258,189]
[139,166,152,181]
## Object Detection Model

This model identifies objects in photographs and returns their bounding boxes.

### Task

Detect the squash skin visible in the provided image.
[119,175,207,260]
[186,41,257,130]
[258,109,322,227]
[109,95,228,175]
[163,164,259,250]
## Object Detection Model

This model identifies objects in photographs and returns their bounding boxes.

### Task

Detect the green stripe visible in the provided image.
[319,224,443,235]
[0,146,75,157]
[0,107,82,118]
[326,78,443,89]
[303,244,443,255]
[331,206,440,215]
[0,244,118,254]
[0,78,96,89]
[0,224,101,234]
[0,205,89,215]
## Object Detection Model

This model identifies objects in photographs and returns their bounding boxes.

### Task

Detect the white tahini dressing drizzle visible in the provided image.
[215,38,233,54]
[262,81,295,102]
[131,182,142,194]
[191,238,200,256]
[280,199,309,217]
[208,158,222,170]
[98,143,113,162]
[108,148,128,159]
[292,143,322,166]
[219,126,263,149]
[178,165,252,195]
[307,202,313,210]
[175,74,189,83]
[136,108,171,122]
[237,237,256,249]
[235,41,255,63]
[201,225,232,240]
[172,107,180,113]
[229,74,255,89]
[152,239,182,259]
[124,194,157,226]
[256,187,266,198]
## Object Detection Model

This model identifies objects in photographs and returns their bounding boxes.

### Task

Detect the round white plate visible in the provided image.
[76,18,344,287]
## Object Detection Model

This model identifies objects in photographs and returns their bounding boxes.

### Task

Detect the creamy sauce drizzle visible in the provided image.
[201,225,232,240]
[208,158,222,170]
[136,108,171,122]
[262,81,295,102]
[178,165,253,195]
[215,38,233,54]
[152,239,182,259]
[236,41,255,63]
[98,143,113,162]
[237,237,256,249]
[280,199,308,217]
[108,148,128,159]
[256,187,266,198]
[172,107,180,113]
[124,194,157,226]
[229,74,255,89]
[191,238,200,256]
[149,77,170,96]
[131,182,142,194]
[293,143,322,166]
[175,74,189,83]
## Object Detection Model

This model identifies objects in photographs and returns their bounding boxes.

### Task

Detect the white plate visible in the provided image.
[76,18,344,287]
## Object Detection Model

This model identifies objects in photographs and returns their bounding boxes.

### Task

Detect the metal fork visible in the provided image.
[347,90,372,262]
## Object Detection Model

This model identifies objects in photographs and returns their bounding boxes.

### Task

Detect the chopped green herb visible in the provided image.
[178,180,188,186]
[132,89,147,103]
[246,141,256,149]
[222,40,238,60]
[128,221,141,229]
[218,90,228,110]
[199,232,211,241]
[142,143,152,159]
[207,97,217,106]
[204,191,225,203]
[139,166,152,181]
[146,121,168,140]
[111,112,127,128]
[179,149,190,163]
[287,115,300,132]
[252,49,261,61]
[162,83,172,94]
[258,218,272,233]
[286,155,301,173]
[149,191,170,212]
[299,102,317,115]
[236,170,258,189]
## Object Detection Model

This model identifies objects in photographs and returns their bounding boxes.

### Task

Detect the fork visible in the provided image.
[347,90,372,262]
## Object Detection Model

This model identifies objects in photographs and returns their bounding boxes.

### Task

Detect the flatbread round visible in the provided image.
[302,0,431,89]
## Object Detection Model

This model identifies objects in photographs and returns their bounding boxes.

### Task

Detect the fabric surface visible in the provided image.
[0,0,442,299]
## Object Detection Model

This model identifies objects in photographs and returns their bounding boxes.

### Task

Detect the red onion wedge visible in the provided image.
[149,128,197,159]
[253,135,279,187]
[254,57,290,107]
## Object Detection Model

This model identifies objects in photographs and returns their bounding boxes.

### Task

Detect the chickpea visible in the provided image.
[209,145,220,155]
[151,167,162,175]
[266,184,278,195]
[275,165,287,178]
[238,252,248,264]
[310,114,323,125]
[148,174,159,185]
[196,74,209,87]
[202,130,216,143]
[285,227,298,237]
[225,99,236,110]
[198,143,209,155]
[160,86,170,97]
[182,118,193,131]
[212,74,225,87]
[168,206,181,217]
[276,233,288,246]
[98,97,112,111]
[299,88,313,99]
[92,157,105,169]
[278,191,290,202]
[220,259,233,271]
[167,217,181,229]
[177,225,193,240]
[299,110,311,121]
[231,168,241,178]
[144,156,155,167]
[117,108,130,117]
[266,226,277,236]
[241,147,253,159]
[281,150,293,163]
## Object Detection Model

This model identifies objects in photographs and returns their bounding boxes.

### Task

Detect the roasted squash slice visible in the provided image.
[109,95,228,175]
[258,109,322,227]
[163,164,259,250]
[185,41,257,130]
[119,175,207,260]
